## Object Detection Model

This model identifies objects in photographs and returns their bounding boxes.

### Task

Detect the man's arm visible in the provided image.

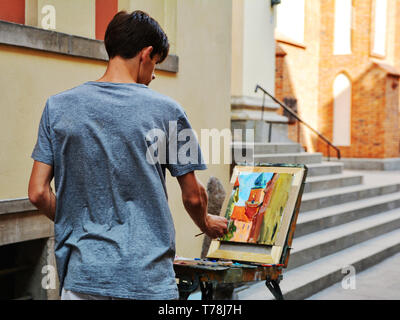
[177,171,228,239]
[28,161,56,221]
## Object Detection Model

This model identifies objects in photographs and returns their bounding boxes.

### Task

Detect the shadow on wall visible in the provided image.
[275,43,307,149]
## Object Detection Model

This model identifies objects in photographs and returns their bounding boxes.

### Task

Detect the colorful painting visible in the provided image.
[221,170,294,245]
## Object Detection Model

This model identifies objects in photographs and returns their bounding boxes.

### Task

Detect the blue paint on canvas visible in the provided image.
[236,172,274,206]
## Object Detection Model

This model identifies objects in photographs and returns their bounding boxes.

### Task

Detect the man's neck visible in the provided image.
[96,56,140,83]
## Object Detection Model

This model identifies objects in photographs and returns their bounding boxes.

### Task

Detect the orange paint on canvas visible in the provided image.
[244,202,260,220]
[247,188,264,203]
[230,206,249,222]
[231,220,252,242]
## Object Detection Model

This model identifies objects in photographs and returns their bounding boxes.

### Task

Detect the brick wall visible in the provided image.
[275,0,400,159]
[275,0,321,153]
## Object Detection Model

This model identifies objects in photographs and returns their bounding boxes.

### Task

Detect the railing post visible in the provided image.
[268,123,272,143]
[327,145,330,161]
[261,92,266,121]
[297,121,300,144]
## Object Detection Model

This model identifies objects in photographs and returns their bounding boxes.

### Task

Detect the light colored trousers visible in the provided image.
[61,287,130,300]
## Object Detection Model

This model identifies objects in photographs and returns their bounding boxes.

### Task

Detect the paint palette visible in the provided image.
[174,257,233,267]
[173,257,261,271]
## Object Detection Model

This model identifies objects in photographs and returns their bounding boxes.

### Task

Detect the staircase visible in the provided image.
[234,142,400,300]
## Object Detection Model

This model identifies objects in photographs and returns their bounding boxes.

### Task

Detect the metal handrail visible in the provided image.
[255,84,341,160]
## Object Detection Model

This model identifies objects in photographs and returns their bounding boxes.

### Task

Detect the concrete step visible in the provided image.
[306,162,344,177]
[324,157,400,171]
[253,152,323,165]
[304,172,363,193]
[231,142,304,163]
[231,120,292,144]
[295,192,400,237]
[300,182,400,212]
[231,142,303,154]
[236,228,400,300]
[287,208,400,270]
[253,142,304,154]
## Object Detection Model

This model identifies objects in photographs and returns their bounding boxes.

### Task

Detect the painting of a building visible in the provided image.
[223,171,293,245]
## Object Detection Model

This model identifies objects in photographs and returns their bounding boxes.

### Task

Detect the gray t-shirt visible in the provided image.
[31,81,207,299]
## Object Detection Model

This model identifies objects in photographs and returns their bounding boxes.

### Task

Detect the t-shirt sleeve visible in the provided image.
[31,101,54,166]
[166,113,207,177]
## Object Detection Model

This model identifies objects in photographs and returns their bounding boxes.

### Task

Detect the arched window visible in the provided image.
[372,0,387,56]
[333,0,352,55]
[333,73,352,146]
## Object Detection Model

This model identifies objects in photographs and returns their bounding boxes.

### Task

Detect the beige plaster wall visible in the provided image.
[35,0,96,39]
[231,0,277,98]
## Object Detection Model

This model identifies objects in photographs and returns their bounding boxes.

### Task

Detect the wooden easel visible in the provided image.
[174,261,284,300]
[175,163,308,300]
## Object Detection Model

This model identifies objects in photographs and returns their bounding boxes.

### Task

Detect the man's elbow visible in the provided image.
[28,189,46,207]
[183,186,207,211]
[183,195,204,211]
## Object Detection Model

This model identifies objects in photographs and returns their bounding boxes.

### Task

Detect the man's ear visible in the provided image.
[141,46,154,62]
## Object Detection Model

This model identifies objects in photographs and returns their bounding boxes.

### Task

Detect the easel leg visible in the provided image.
[265,279,284,300]
[177,276,199,300]
[200,281,214,300]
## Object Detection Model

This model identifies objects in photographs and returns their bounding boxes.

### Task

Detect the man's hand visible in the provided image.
[28,161,56,221]
[202,214,228,239]
[177,171,228,239]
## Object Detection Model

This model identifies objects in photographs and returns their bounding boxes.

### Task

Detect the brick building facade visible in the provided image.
[275,0,400,159]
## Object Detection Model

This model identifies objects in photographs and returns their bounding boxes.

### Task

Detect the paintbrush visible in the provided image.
[195,219,232,237]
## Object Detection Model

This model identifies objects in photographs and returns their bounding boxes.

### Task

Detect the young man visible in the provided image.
[28,10,228,300]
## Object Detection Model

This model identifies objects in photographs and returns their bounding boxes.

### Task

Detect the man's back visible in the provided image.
[28,10,229,300]
[31,81,206,299]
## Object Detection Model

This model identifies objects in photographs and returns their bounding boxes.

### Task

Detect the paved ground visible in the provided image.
[349,169,400,186]
[307,252,400,300]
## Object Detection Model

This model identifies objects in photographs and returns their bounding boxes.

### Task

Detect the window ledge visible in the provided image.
[0,198,36,215]
[370,52,386,59]
[333,52,352,56]
[275,32,306,49]
[0,20,179,73]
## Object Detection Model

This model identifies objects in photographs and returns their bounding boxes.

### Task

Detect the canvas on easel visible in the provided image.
[207,163,307,266]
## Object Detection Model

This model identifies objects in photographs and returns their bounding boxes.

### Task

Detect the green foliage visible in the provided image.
[221,220,236,241]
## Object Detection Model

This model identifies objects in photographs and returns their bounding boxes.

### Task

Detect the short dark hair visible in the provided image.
[104,10,169,63]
